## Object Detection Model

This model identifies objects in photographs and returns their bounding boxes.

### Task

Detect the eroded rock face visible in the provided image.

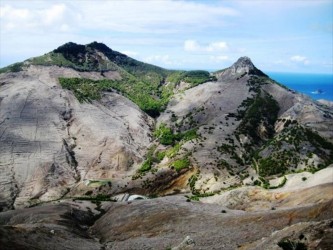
[155,60,333,195]
[0,66,153,210]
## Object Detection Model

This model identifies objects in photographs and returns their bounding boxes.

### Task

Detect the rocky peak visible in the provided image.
[216,56,267,80]
[231,56,255,72]
[229,56,267,77]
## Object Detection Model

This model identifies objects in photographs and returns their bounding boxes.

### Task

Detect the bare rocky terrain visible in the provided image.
[0,189,332,249]
[0,65,153,210]
[0,42,332,249]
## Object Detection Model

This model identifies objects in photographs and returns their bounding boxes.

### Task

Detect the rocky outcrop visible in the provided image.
[0,65,153,211]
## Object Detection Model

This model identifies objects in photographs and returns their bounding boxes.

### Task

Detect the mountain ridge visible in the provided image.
[0,41,332,249]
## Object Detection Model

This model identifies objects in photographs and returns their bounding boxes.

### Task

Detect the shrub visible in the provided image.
[154,124,198,146]
[258,157,287,177]
[154,123,175,145]
[156,151,166,162]
[172,158,190,172]
[139,159,152,173]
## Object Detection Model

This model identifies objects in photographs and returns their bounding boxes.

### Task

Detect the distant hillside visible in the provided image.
[0,42,214,117]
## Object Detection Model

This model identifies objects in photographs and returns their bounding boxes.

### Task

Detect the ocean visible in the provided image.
[267,72,333,101]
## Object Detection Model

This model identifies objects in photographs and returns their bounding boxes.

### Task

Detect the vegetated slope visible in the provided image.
[1,42,214,117]
[149,57,333,197]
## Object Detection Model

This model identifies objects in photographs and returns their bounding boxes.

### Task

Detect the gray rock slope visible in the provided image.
[0,65,153,210]
[156,57,333,193]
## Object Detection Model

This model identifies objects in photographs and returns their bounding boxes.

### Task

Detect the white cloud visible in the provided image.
[209,55,229,63]
[207,42,229,52]
[184,40,229,52]
[290,55,310,65]
[0,3,74,33]
[71,0,238,34]
[143,55,175,66]
[273,59,285,65]
[184,40,200,52]
[41,4,66,26]
[121,51,139,57]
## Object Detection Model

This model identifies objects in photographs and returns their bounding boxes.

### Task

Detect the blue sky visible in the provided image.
[0,0,332,73]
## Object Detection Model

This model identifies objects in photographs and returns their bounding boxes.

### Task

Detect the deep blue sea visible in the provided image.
[267,72,333,101]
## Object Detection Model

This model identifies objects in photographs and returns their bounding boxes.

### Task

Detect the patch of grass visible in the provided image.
[139,159,152,173]
[154,123,175,145]
[59,78,101,102]
[154,124,198,146]
[166,70,216,87]
[188,173,198,192]
[166,143,182,158]
[171,158,190,172]
[156,151,166,162]
[86,180,112,188]
[0,62,24,73]
[59,76,167,117]
[189,192,215,201]
[137,145,158,173]
[269,176,287,189]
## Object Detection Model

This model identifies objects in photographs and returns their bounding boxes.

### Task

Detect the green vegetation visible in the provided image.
[217,143,244,166]
[86,180,112,188]
[2,42,216,118]
[59,76,169,117]
[156,151,166,162]
[59,78,101,102]
[138,145,158,173]
[304,127,333,152]
[154,123,198,145]
[188,173,199,193]
[186,171,218,200]
[257,157,287,177]
[0,62,24,73]
[171,157,190,172]
[134,125,196,177]
[139,159,152,173]
[246,75,269,92]
[166,143,182,158]
[188,192,215,201]
[251,123,333,179]
[269,176,287,189]
[166,70,216,87]
[236,91,280,142]
[154,124,175,145]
